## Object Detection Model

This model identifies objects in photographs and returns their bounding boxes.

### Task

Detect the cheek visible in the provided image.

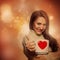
[43,26,47,31]
[33,23,38,29]
[44,26,46,29]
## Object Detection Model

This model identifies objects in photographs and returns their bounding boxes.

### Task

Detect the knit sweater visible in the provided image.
[23,30,57,60]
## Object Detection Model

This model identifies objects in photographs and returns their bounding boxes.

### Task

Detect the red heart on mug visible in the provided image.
[38,41,47,49]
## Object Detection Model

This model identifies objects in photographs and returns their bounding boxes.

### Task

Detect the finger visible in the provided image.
[26,40,36,46]
[25,40,35,46]
[26,43,35,49]
[29,48,36,51]
[26,42,36,48]
[28,44,35,49]
[30,42,36,46]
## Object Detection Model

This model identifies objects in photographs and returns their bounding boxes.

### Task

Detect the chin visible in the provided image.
[36,32,42,35]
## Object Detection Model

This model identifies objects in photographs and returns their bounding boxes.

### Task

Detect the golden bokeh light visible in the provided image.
[1,4,13,23]
[49,16,54,20]
[20,22,30,36]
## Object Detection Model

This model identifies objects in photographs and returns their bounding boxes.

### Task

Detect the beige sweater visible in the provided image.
[23,30,57,60]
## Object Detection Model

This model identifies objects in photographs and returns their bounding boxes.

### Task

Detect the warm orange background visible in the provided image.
[0,0,60,60]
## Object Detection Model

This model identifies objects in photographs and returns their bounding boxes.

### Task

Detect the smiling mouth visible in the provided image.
[37,29,43,32]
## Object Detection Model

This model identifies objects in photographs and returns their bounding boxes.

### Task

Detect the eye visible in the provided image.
[37,23,41,25]
[43,24,46,26]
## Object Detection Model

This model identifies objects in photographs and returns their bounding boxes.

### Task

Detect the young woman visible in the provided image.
[23,10,58,60]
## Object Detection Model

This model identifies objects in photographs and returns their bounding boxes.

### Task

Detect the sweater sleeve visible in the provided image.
[22,36,37,60]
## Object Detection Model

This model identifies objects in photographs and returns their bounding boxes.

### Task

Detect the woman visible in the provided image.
[22,10,58,60]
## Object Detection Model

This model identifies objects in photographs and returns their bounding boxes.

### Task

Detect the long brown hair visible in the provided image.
[29,10,58,52]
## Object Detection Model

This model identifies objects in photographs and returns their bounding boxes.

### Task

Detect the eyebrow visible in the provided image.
[37,22,46,24]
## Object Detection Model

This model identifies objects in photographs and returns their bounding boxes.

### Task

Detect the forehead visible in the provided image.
[34,17,46,24]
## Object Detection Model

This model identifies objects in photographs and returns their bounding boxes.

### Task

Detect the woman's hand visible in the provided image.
[25,40,36,52]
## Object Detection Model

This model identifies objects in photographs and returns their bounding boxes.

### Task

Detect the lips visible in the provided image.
[37,28,43,32]
[37,29,43,33]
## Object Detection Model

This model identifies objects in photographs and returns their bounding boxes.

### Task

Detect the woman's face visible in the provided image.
[33,17,47,35]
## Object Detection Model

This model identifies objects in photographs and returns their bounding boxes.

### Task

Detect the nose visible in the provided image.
[40,25,44,30]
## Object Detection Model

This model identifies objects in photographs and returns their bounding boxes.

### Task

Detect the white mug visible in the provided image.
[35,39,49,55]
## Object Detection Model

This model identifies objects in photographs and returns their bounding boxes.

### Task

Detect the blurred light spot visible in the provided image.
[49,16,54,20]
[1,4,13,23]
[49,25,56,36]
[20,23,30,35]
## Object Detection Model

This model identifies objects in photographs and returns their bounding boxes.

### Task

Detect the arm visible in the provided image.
[22,36,37,60]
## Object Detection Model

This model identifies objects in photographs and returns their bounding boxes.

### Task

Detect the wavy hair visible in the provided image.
[29,10,58,52]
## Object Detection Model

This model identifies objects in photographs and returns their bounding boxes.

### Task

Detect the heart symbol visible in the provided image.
[38,41,47,49]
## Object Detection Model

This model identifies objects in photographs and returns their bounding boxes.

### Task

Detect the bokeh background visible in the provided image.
[0,0,60,60]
